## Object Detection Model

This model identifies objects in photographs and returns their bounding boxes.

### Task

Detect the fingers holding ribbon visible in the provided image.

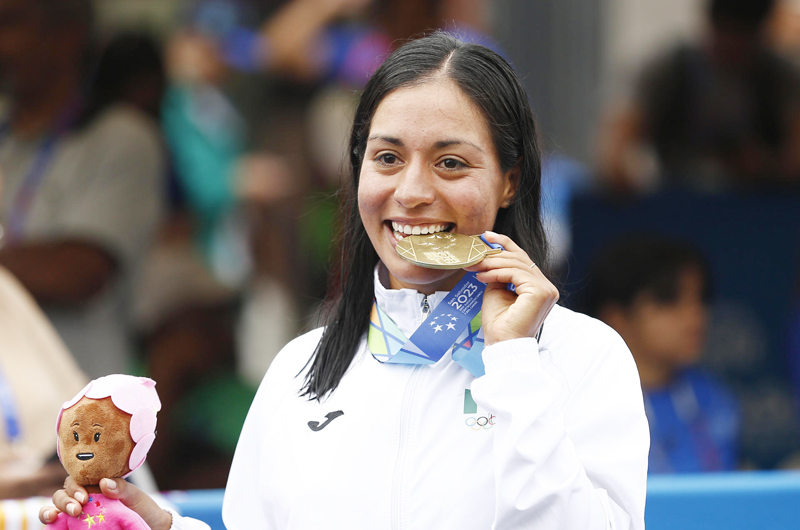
[465,231,559,345]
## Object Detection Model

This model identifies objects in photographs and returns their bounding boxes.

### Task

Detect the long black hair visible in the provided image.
[302,31,548,399]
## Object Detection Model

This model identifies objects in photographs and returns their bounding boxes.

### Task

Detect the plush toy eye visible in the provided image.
[73,432,79,442]
[94,432,101,442]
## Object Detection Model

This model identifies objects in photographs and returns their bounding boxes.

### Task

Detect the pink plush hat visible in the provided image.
[56,374,162,478]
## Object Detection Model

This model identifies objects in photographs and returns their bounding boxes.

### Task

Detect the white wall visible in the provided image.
[602,0,704,102]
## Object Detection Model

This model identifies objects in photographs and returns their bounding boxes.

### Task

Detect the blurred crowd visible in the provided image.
[0,0,799,495]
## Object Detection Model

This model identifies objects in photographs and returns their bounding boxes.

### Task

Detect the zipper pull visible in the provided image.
[421,295,430,321]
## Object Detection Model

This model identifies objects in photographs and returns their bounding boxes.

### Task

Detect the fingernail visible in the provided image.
[484,230,497,236]
[103,478,117,491]
[68,503,79,516]
[43,509,53,521]
[74,491,86,503]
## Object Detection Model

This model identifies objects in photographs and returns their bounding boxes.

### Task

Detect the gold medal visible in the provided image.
[395,233,501,269]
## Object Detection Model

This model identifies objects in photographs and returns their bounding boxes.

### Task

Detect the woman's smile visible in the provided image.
[388,220,453,239]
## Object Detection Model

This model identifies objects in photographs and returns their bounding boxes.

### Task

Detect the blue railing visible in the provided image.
[166,471,800,530]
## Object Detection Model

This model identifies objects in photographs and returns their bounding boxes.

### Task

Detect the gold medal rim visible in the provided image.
[395,233,498,270]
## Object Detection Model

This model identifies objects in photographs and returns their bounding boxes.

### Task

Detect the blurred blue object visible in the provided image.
[165,471,800,530]
[164,489,225,530]
[647,471,800,530]
[646,369,741,474]
[541,154,591,266]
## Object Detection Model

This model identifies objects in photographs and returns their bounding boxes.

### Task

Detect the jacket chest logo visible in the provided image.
[464,389,496,431]
[308,410,344,431]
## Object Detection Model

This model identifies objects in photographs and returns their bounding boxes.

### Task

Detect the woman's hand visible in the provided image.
[465,231,559,345]
[39,476,173,530]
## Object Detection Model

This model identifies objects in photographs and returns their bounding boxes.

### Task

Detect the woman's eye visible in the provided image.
[440,158,466,170]
[376,153,398,165]
[94,432,101,442]
[74,432,79,442]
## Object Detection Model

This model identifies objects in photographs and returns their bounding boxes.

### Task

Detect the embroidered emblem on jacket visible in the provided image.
[464,389,496,430]
[308,410,344,431]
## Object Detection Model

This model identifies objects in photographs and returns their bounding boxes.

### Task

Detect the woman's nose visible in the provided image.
[393,161,435,208]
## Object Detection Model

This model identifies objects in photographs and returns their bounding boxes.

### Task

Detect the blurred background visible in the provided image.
[1,0,799,495]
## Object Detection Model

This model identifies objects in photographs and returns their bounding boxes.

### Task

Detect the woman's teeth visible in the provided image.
[391,222,449,237]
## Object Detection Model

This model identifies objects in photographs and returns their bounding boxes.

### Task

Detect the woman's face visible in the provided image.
[358,77,518,294]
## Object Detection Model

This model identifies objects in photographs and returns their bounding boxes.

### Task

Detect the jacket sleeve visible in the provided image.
[470,335,649,530]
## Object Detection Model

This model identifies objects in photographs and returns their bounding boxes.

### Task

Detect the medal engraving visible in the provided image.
[396,233,501,269]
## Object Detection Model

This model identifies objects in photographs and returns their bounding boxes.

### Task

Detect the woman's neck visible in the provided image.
[387,271,465,295]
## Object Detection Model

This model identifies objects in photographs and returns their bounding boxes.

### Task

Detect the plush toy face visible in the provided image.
[57,397,134,486]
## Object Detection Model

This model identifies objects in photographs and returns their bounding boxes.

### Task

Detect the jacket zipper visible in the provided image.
[391,365,422,530]
[390,294,430,528]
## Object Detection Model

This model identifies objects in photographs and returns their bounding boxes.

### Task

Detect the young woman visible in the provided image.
[42,32,649,530]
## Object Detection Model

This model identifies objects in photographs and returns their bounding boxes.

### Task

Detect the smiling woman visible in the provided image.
[43,32,650,530]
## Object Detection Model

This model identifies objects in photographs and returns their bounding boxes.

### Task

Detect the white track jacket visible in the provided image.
[176,268,649,530]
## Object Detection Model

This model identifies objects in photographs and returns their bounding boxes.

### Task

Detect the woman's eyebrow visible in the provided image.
[367,135,484,153]
[367,135,403,146]
[434,139,484,153]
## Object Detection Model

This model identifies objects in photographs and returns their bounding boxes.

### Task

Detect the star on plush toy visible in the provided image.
[46,375,161,530]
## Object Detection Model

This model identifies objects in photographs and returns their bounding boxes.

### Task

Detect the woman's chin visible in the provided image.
[385,259,462,293]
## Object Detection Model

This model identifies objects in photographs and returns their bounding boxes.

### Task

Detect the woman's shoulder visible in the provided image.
[543,304,626,350]
[245,327,327,410]
[540,304,634,382]
[259,327,326,384]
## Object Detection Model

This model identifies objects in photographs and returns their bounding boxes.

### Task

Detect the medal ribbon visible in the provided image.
[369,271,489,377]
[370,235,543,376]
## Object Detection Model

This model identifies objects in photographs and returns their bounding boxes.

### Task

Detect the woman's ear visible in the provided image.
[500,160,522,207]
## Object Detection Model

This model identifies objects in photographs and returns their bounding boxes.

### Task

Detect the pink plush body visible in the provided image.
[47,494,150,530]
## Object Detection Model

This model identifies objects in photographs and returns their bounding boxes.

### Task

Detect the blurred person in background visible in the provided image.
[767,0,800,67]
[0,0,165,378]
[0,169,88,499]
[584,235,741,473]
[599,0,800,194]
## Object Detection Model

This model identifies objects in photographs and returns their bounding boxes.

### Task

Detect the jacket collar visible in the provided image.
[373,263,450,340]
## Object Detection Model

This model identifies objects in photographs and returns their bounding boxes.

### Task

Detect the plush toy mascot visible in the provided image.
[47,375,161,530]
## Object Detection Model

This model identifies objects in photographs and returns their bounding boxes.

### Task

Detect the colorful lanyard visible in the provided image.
[369,234,543,377]
[369,271,544,378]
[369,293,487,377]
[0,364,22,444]
[369,271,489,376]
[367,296,485,377]
[0,100,82,245]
